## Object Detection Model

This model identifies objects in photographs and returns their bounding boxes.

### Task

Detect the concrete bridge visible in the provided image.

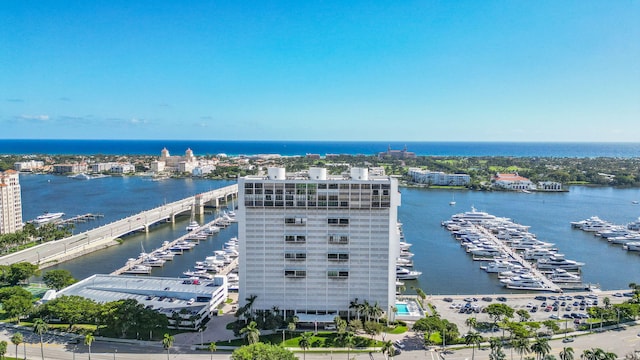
[0,184,238,268]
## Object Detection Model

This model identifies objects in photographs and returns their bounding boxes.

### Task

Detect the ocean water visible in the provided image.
[17,174,640,294]
[2,139,640,158]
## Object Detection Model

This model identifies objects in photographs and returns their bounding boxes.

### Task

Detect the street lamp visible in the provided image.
[199,328,203,345]
[114,349,117,360]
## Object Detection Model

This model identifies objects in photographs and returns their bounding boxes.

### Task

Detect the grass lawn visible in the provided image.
[222,331,385,349]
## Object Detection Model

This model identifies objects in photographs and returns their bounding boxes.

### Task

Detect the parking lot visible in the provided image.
[429,290,634,333]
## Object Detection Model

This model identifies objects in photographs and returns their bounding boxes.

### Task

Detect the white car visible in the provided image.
[394,340,406,349]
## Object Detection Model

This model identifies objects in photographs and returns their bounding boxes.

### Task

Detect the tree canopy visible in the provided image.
[231,343,297,360]
[42,269,77,290]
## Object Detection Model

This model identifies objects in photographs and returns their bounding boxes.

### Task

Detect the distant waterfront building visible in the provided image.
[111,163,136,174]
[192,165,216,177]
[0,170,23,234]
[537,181,563,191]
[14,160,44,172]
[88,162,135,174]
[238,167,401,324]
[151,148,198,173]
[52,163,88,174]
[52,274,228,330]
[378,145,416,159]
[368,167,386,176]
[407,168,471,186]
[492,173,535,191]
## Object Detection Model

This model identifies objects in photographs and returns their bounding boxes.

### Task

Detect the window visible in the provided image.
[327,253,349,261]
[327,271,349,279]
[285,253,306,260]
[285,235,306,243]
[328,218,349,225]
[328,235,349,244]
[285,270,306,278]
[285,217,307,225]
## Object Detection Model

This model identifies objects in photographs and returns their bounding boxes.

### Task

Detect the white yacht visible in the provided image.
[451,206,501,224]
[152,250,175,260]
[536,255,584,270]
[32,212,65,224]
[480,260,522,273]
[182,270,214,280]
[627,218,640,231]
[141,256,166,267]
[124,264,152,275]
[623,241,640,251]
[523,248,559,260]
[597,226,633,238]
[204,225,221,234]
[396,258,414,267]
[509,238,554,250]
[607,235,640,244]
[396,267,422,280]
[571,216,604,229]
[500,275,548,290]
[467,246,502,257]
[548,268,582,283]
[185,221,200,231]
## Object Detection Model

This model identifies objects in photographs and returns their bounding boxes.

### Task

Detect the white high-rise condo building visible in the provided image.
[238,167,401,323]
[0,170,23,235]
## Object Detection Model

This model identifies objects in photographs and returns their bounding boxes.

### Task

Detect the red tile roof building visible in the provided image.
[492,173,535,191]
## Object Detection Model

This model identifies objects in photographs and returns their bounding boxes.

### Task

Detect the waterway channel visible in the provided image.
[18,174,640,294]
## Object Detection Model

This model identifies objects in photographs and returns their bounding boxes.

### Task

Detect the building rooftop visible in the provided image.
[55,274,227,317]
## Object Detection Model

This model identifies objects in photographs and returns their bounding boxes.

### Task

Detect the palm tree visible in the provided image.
[349,298,360,321]
[381,340,394,359]
[84,333,95,360]
[0,340,7,360]
[465,332,483,360]
[287,321,296,340]
[560,347,575,360]
[531,337,551,360]
[512,337,530,360]
[465,317,478,331]
[344,331,355,360]
[371,301,384,321]
[245,294,257,320]
[162,333,174,360]
[10,333,22,360]
[33,318,48,360]
[362,300,372,322]
[298,332,312,360]
[207,342,217,360]
[240,321,260,344]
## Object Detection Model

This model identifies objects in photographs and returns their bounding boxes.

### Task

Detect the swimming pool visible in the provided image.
[396,303,410,315]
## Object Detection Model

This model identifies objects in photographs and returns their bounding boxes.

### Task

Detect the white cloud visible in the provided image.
[19,114,49,121]
[130,118,148,125]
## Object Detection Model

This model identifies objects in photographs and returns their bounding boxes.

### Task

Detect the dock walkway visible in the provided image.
[474,225,562,292]
[111,216,234,275]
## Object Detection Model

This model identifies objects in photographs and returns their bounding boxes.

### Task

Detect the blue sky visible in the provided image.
[1,1,638,141]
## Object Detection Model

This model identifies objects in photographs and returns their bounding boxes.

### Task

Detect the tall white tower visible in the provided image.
[238,167,400,322]
[0,170,23,234]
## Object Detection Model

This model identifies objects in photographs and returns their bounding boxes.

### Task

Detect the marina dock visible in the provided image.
[474,225,562,292]
[112,215,235,275]
[56,213,104,226]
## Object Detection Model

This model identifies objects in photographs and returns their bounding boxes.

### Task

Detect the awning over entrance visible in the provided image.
[295,313,337,323]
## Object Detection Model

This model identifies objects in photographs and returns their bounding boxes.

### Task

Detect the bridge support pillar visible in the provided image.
[170,213,175,223]
[194,194,205,215]
[144,224,149,233]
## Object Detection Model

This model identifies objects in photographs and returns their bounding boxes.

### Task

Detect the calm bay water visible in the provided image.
[17,174,640,294]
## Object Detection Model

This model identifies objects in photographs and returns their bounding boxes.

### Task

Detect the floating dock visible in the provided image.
[474,225,562,292]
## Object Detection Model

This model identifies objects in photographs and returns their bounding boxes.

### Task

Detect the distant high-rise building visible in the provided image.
[238,167,401,324]
[0,170,23,234]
